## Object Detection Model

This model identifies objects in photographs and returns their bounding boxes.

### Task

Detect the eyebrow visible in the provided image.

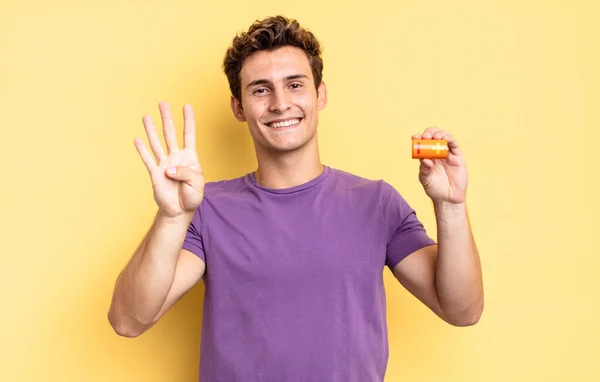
[246,74,309,89]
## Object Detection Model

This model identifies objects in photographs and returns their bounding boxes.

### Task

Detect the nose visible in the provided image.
[269,88,291,113]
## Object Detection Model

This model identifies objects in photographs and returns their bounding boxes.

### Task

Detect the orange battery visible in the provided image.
[412,139,449,159]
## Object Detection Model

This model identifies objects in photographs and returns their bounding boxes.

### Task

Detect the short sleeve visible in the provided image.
[380,181,436,270]
[181,205,206,263]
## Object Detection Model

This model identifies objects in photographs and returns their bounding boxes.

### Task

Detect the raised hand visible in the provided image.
[134,102,205,218]
[413,127,468,205]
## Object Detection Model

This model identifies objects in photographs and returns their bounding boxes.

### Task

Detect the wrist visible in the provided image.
[433,200,467,218]
[156,209,195,225]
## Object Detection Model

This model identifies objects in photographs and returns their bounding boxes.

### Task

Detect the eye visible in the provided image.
[253,88,269,95]
[289,83,303,89]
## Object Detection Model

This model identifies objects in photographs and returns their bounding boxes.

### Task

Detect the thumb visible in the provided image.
[419,159,434,174]
[165,165,204,190]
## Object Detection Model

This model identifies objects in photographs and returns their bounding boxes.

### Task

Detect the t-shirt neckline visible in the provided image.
[246,165,331,194]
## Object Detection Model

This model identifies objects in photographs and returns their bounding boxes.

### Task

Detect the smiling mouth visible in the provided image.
[266,118,302,128]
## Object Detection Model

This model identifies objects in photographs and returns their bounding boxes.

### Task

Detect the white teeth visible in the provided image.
[270,119,300,128]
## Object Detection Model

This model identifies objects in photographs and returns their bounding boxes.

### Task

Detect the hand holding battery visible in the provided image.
[412,127,468,205]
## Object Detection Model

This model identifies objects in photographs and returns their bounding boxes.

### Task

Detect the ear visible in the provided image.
[230,96,246,122]
[317,81,327,111]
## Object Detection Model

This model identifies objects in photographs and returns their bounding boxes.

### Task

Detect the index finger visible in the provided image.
[421,126,440,139]
[183,104,196,150]
[440,131,462,156]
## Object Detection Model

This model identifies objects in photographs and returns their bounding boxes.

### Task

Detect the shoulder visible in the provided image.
[327,167,378,189]
[203,173,251,197]
[188,173,252,224]
[327,167,416,220]
[326,167,400,200]
[190,173,255,217]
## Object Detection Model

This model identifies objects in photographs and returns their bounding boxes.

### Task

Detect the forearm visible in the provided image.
[108,210,193,334]
[434,201,483,325]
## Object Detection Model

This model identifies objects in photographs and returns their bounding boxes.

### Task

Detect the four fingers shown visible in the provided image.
[136,102,200,165]
[134,102,202,183]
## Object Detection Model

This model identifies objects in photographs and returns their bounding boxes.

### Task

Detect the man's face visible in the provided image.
[231,46,327,155]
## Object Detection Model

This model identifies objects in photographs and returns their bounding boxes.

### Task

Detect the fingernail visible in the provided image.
[167,167,176,175]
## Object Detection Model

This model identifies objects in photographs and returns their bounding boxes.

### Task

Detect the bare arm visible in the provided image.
[108,212,205,337]
[393,202,483,326]
[433,201,482,323]
[108,102,206,337]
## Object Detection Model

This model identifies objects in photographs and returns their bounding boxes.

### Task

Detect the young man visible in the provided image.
[108,15,483,382]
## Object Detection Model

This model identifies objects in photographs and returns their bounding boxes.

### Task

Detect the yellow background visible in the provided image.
[1,0,598,381]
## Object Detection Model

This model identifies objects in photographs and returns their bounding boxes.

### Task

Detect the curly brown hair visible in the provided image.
[223,15,324,103]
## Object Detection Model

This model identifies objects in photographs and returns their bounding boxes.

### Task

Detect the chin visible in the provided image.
[261,138,313,154]
[269,143,306,153]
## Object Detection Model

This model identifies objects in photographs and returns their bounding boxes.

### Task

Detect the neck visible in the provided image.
[253,140,323,189]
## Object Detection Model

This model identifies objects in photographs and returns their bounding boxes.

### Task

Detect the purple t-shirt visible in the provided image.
[182,165,436,382]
